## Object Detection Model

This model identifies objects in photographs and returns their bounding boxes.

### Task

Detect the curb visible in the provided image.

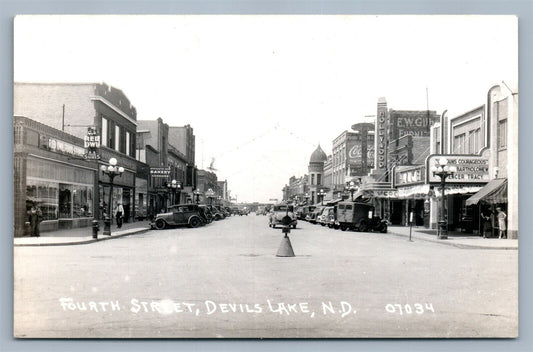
[14,228,151,247]
[387,230,517,250]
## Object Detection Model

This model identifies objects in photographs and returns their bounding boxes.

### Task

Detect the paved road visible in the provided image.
[14,215,518,338]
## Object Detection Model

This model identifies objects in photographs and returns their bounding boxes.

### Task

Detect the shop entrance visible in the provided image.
[390,200,403,225]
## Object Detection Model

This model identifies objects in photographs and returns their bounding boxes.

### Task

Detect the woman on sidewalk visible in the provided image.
[496,207,507,239]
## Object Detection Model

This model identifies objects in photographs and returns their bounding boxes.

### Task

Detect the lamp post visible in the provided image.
[430,157,457,240]
[166,179,182,206]
[347,181,358,201]
[100,157,124,236]
[205,188,215,205]
[318,189,326,206]
[194,188,201,204]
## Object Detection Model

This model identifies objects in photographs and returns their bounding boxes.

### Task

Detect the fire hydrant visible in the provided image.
[92,220,99,239]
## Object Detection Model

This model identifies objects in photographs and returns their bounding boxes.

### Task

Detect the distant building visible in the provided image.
[168,125,197,195]
[196,169,218,204]
[308,145,328,204]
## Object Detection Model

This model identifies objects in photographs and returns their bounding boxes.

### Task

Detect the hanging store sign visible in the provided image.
[83,127,101,160]
[427,155,490,184]
[150,167,171,178]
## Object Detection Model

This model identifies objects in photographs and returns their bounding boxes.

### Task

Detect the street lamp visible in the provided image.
[166,179,182,206]
[205,188,215,205]
[318,189,326,206]
[100,157,124,236]
[194,188,202,204]
[347,181,358,201]
[430,157,457,240]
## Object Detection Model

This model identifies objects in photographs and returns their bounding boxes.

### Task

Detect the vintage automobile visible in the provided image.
[317,206,336,228]
[336,201,387,233]
[208,205,226,220]
[268,204,297,229]
[300,205,316,220]
[317,206,334,226]
[306,206,324,224]
[151,204,207,229]
[198,205,213,223]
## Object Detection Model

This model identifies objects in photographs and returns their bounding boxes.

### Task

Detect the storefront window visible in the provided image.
[73,185,93,218]
[99,184,123,219]
[59,184,72,218]
[26,179,58,221]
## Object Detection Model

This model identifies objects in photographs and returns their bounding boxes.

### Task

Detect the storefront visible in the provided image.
[393,166,430,227]
[98,148,137,224]
[14,116,98,236]
[426,154,489,233]
[465,178,508,237]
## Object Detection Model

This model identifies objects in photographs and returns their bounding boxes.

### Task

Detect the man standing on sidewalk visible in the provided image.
[27,203,42,237]
[115,203,124,229]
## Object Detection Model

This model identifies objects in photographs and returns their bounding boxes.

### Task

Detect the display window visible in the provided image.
[73,185,93,218]
[26,179,58,221]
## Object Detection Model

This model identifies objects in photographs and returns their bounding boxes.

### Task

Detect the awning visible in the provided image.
[397,184,430,199]
[26,196,42,203]
[466,178,507,206]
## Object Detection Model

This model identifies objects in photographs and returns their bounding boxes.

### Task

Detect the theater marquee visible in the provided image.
[426,154,490,184]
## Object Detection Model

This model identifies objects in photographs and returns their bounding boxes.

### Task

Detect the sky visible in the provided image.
[14,15,518,203]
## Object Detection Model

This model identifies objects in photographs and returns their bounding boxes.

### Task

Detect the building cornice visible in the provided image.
[90,95,138,126]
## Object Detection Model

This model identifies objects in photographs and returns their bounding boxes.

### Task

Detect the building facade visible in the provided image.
[307,145,328,204]
[169,125,197,198]
[14,82,139,230]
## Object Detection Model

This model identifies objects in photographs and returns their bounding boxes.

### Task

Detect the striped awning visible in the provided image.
[466,178,507,206]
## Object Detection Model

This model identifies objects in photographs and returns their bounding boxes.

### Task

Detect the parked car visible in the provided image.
[317,206,336,228]
[317,206,334,226]
[336,201,387,233]
[239,208,250,216]
[300,205,316,220]
[268,204,297,229]
[198,205,213,223]
[207,205,225,220]
[231,207,240,216]
[151,204,206,229]
[306,206,324,224]
[219,206,231,217]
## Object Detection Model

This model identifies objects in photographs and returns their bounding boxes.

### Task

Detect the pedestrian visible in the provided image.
[115,203,124,228]
[27,203,43,237]
[481,210,492,238]
[496,207,507,239]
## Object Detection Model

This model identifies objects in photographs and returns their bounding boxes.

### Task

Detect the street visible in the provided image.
[14,214,518,338]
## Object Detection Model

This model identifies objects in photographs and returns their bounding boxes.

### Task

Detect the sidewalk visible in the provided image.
[14,220,152,247]
[387,225,518,250]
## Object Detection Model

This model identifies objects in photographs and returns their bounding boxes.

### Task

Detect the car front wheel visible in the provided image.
[155,219,167,230]
[189,217,201,228]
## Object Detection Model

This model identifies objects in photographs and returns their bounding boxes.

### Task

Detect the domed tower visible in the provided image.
[308,144,327,204]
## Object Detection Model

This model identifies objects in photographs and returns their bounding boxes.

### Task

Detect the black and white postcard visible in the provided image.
[13,15,518,338]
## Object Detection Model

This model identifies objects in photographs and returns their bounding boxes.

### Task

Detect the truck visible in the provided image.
[336,201,387,233]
